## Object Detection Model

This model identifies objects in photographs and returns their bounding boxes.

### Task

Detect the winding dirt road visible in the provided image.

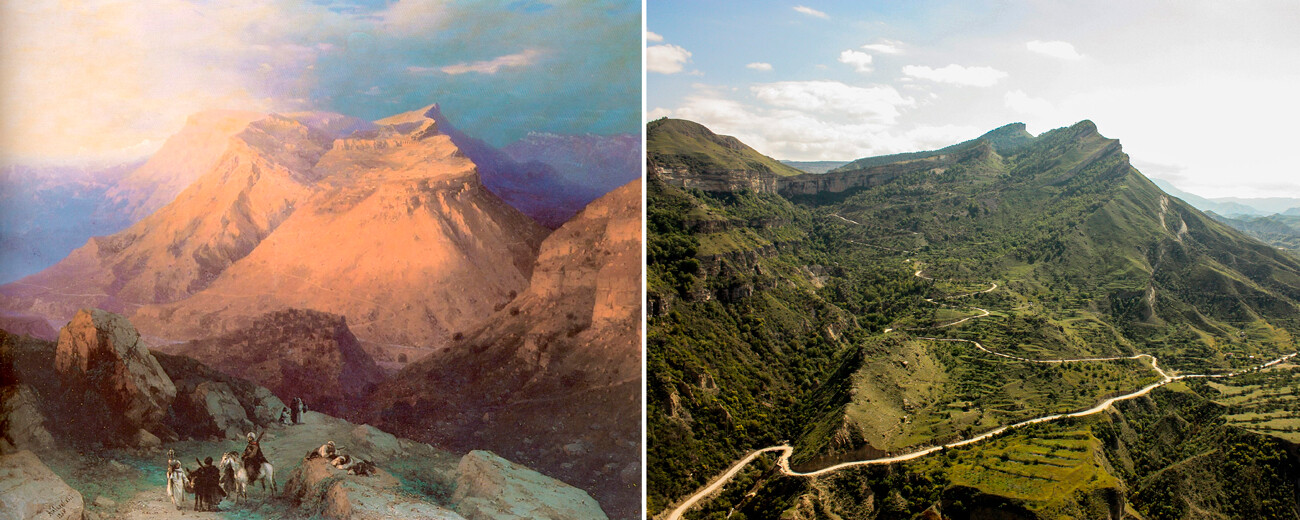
[661,266,1298,520]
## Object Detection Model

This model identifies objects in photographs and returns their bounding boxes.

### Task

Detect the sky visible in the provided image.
[647,1,1300,199]
[0,0,640,167]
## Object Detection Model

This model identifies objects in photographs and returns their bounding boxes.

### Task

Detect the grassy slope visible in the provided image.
[647,118,804,177]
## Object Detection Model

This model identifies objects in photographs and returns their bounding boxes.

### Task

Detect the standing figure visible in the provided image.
[165,449,187,510]
[290,397,304,424]
[192,456,224,511]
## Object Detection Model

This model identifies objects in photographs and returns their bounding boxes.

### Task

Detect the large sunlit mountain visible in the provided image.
[0,106,550,354]
[648,118,1300,518]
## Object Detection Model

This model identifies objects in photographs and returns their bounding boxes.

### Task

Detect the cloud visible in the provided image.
[647,44,692,74]
[1026,40,1083,60]
[657,89,976,161]
[377,0,450,37]
[646,31,663,42]
[902,64,1008,87]
[860,39,904,55]
[746,62,773,71]
[1004,90,1055,116]
[1,0,641,164]
[750,81,914,123]
[432,49,543,75]
[838,50,874,73]
[793,5,828,19]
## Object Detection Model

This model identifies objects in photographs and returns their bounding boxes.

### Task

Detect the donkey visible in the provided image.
[219,451,276,502]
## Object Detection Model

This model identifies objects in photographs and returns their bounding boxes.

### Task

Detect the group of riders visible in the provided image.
[166,397,308,511]
[167,431,270,511]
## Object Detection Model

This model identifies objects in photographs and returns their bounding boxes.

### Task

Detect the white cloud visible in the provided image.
[434,49,542,75]
[860,39,904,55]
[746,62,773,71]
[1026,40,1083,60]
[657,90,976,161]
[750,81,914,123]
[793,5,828,19]
[646,31,664,43]
[1004,90,1055,116]
[838,50,874,73]
[647,44,692,74]
[378,0,450,36]
[902,64,1008,87]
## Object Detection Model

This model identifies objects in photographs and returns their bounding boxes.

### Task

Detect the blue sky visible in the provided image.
[1,0,640,165]
[648,1,1300,198]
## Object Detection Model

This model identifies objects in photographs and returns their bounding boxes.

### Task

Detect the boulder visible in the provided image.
[0,385,55,454]
[350,424,404,459]
[284,457,465,519]
[0,450,84,520]
[451,450,607,520]
[180,381,253,440]
[250,386,288,425]
[54,309,176,440]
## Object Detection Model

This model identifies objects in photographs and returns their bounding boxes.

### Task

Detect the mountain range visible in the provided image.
[0,104,641,519]
[648,117,1300,518]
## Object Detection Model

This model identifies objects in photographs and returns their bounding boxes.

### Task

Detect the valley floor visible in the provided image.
[662,268,1300,520]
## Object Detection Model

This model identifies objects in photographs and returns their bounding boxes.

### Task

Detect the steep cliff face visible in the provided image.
[647,118,801,195]
[371,180,642,520]
[778,141,1003,197]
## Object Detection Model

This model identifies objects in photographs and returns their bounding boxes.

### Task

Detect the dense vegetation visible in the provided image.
[647,117,1300,518]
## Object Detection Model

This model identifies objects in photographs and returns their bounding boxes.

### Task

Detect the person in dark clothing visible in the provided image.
[242,431,268,483]
[191,457,224,511]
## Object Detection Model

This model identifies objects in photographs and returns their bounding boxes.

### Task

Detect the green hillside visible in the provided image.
[647,118,804,177]
[647,118,1300,518]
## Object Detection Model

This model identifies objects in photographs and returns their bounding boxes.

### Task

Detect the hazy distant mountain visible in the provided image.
[0,162,139,283]
[780,160,850,174]
[428,105,639,228]
[1150,177,1300,216]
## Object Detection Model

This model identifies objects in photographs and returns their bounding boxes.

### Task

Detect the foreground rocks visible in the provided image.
[0,450,83,520]
[54,309,177,442]
[452,450,607,520]
[285,457,465,519]
[0,385,55,453]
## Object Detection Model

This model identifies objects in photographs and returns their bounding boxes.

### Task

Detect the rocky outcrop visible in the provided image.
[159,309,383,416]
[53,309,176,443]
[0,450,84,520]
[284,457,466,520]
[154,351,286,440]
[652,164,780,194]
[451,450,607,520]
[176,381,254,440]
[0,385,54,453]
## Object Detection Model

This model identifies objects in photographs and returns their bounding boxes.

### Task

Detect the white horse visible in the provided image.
[219,451,276,503]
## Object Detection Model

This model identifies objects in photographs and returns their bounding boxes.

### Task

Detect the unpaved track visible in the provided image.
[661,265,1298,520]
